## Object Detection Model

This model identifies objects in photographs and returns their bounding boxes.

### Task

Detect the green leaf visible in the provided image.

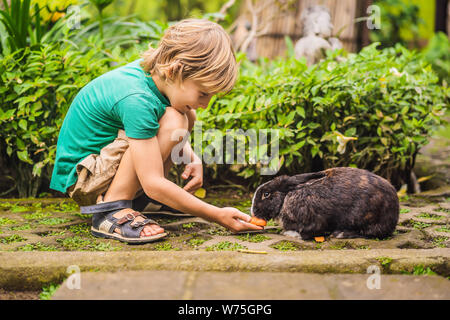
[18,118,27,130]
[284,36,295,58]
[17,149,32,164]
[296,106,305,118]
[16,137,25,149]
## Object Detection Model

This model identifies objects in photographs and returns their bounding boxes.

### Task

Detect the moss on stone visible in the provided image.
[205,241,246,251]
[0,234,27,244]
[16,242,58,251]
[56,236,119,251]
[38,217,71,225]
[154,242,180,251]
[271,240,299,251]
[0,217,17,226]
[235,233,271,243]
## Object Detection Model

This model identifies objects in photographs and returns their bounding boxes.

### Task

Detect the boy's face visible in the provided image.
[165,78,214,114]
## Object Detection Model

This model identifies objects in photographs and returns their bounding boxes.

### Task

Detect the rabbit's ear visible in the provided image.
[280,171,326,192]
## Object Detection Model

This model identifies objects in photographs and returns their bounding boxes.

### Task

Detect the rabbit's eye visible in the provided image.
[262,192,270,199]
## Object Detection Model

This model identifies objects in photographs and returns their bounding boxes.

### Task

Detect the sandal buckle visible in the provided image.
[125,213,136,221]
[130,220,144,228]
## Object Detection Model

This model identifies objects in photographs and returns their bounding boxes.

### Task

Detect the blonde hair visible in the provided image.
[140,19,238,95]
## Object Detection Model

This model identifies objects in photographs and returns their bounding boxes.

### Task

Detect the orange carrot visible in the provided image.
[250,217,267,226]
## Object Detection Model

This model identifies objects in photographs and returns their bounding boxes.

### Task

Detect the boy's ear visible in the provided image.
[165,68,174,80]
[166,61,183,81]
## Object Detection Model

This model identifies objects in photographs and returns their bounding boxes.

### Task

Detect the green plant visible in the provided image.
[422,32,450,84]
[8,223,31,231]
[17,242,57,251]
[411,221,431,230]
[10,204,29,212]
[207,226,232,236]
[72,212,91,220]
[187,237,207,247]
[39,283,60,300]
[154,241,179,251]
[236,233,271,243]
[399,208,411,214]
[369,0,425,48]
[0,0,38,53]
[329,241,354,250]
[205,241,246,251]
[56,236,118,251]
[0,42,114,197]
[0,0,71,56]
[88,0,114,39]
[416,212,444,220]
[0,217,17,226]
[436,225,450,233]
[23,212,52,220]
[434,207,450,214]
[271,240,298,251]
[39,217,71,225]
[182,223,196,229]
[0,234,27,244]
[432,236,448,248]
[412,265,436,276]
[68,223,90,235]
[196,43,448,189]
[39,230,66,237]
[376,256,393,267]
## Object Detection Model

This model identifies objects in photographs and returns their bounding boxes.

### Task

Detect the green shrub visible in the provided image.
[0,43,113,197]
[369,0,424,48]
[196,43,448,189]
[0,0,72,56]
[422,32,450,85]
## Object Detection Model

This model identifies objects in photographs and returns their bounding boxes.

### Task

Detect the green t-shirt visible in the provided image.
[50,59,170,194]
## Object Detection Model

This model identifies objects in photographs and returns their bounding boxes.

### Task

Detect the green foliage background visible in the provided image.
[0,0,448,197]
[196,42,448,189]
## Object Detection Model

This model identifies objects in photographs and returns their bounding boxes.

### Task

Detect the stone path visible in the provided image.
[0,193,448,299]
[0,195,448,253]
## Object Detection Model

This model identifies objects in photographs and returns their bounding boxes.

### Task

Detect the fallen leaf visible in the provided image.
[194,187,206,198]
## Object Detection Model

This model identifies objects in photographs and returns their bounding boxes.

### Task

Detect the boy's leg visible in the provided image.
[102,107,189,237]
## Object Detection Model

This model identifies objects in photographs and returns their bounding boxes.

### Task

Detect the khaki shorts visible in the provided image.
[67,129,141,206]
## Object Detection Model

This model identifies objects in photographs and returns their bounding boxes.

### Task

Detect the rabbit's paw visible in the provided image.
[331,230,360,239]
[282,230,302,239]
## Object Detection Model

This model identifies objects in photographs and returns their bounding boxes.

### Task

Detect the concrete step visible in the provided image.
[1,249,449,291]
[52,270,450,300]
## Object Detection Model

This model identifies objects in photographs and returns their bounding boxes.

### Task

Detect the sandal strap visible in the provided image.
[93,210,160,239]
[129,218,158,228]
[81,200,133,215]
[115,211,147,225]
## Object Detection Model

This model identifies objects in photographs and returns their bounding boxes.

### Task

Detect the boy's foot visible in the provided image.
[82,200,168,243]
[111,208,165,237]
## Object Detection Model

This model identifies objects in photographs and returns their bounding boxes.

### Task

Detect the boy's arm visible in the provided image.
[180,142,203,193]
[128,136,262,232]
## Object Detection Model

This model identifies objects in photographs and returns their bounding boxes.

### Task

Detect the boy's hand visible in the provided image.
[182,160,203,194]
[217,207,264,233]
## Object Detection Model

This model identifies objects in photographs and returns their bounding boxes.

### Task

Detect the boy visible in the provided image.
[50,19,262,243]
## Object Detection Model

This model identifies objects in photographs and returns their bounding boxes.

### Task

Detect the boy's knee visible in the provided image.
[159,107,189,133]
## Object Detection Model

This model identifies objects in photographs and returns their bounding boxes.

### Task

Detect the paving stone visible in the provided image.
[51,270,450,300]
[1,197,448,252]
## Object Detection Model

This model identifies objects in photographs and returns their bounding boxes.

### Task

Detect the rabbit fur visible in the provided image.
[250,167,399,240]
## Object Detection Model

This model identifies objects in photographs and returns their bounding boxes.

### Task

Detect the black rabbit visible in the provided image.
[250,167,399,240]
